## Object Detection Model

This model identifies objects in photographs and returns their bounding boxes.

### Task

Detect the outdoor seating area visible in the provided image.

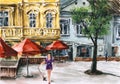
[0,37,69,79]
[0,56,69,79]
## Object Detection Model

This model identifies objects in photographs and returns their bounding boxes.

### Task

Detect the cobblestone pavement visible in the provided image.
[0,61,120,84]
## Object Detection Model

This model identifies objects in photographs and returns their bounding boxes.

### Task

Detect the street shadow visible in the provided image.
[103,72,120,78]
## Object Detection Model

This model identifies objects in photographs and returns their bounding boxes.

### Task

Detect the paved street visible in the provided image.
[0,61,120,84]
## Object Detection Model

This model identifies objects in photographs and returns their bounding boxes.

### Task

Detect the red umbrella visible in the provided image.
[0,37,17,58]
[46,40,69,61]
[46,40,69,50]
[12,38,46,77]
[13,38,46,56]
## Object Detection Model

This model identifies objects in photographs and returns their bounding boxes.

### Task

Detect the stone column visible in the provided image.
[72,42,77,60]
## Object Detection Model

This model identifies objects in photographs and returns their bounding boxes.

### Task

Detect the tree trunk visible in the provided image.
[91,42,97,73]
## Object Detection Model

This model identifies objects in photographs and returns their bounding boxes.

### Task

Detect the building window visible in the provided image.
[53,50,68,56]
[116,24,120,40]
[29,13,36,27]
[77,46,90,57]
[46,13,53,28]
[117,26,120,37]
[76,24,83,36]
[60,19,70,35]
[0,11,9,27]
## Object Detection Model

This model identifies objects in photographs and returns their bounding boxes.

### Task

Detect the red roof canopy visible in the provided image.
[13,38,46,56]
[46,40,69,50]
[0,38,18,58]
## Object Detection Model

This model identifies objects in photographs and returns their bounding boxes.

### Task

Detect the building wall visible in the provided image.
[108,16,120,57]
[0,0,60,42]
[104,17,114,56]
[60,0,104,60]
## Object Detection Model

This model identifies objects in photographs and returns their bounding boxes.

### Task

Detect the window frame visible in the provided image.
[0,11,9,27]
[60,19,70,36]
[46,13,53,28]
[75,23,84,36]
[116,24,120,39]
[29,12,36,28]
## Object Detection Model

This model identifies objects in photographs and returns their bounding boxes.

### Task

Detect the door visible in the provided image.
[68,45,73,61]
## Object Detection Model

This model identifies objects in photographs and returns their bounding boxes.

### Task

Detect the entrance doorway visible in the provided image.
[68,45,73,61]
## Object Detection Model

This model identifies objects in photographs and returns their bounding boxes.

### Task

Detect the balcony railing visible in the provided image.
[0,27,60,41]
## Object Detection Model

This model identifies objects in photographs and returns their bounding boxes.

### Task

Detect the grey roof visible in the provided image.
[60,0,68,4]
[60,0,77,10]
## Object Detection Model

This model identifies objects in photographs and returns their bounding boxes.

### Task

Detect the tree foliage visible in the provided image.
[71,0,112,44]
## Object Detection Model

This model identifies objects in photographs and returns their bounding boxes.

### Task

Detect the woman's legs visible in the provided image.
[47,69,52,84]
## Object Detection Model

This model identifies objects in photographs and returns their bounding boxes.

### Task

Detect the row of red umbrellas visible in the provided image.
[0,37,68,77]
[0,38,69,58]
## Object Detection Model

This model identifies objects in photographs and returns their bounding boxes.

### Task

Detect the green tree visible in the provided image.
[71,0,112,74]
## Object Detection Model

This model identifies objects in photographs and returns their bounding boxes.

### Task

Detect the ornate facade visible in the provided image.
[0,0,60,43]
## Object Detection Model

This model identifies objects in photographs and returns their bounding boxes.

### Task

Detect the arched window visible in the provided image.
[46,13,53,28]
[29,12,36,27]
[0,11,8,27]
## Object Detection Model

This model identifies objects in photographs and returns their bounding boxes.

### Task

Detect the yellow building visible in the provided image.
[0,0,60,44]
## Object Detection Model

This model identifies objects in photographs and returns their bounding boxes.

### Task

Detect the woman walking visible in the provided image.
[40,53,54,84]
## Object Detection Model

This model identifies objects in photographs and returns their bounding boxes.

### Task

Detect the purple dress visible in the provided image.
[45,58,54,70]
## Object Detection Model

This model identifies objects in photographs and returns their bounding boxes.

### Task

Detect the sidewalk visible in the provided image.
[0,61,120,84]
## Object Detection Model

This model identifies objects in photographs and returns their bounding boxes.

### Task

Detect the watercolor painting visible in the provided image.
[0,0,120,84]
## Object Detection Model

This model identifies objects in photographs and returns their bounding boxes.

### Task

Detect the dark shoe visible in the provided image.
[51,80,54,82]
[43,77,46,81]
[48,82,51,84]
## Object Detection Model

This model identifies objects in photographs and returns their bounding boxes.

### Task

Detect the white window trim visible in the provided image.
[75,24,83,36]
[60,18,70,36]
[116,24,120,39]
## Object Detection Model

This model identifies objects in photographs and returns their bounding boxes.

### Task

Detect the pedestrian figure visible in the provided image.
[105,50,108,61]
[39,53,54,84]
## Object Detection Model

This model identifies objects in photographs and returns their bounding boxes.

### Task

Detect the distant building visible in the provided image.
[103,0,120,57]
[60,0,104,60]
[105,15,120,57]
